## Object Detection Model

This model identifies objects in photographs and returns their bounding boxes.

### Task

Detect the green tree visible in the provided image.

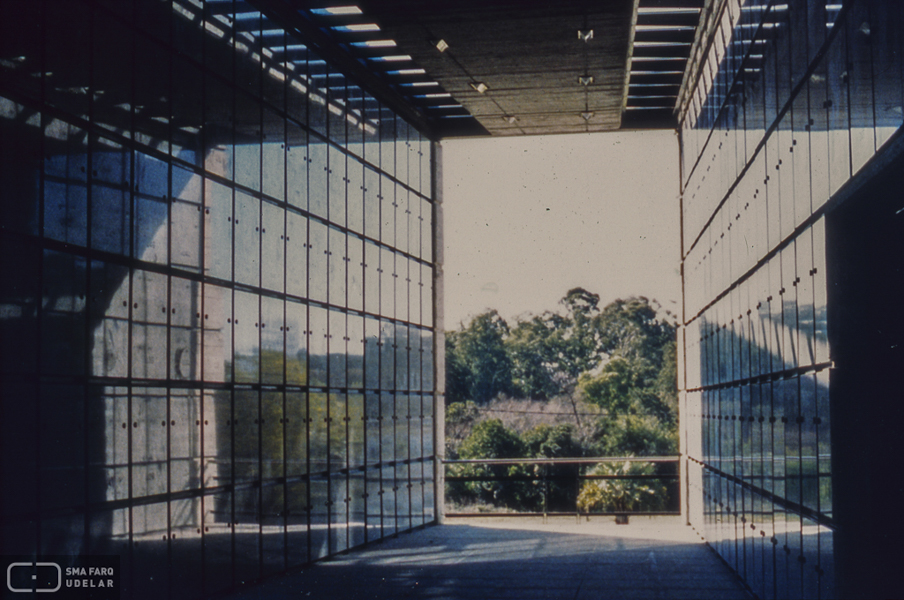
[522,423,584,458]
[506,315,562,399]
[446,310,513,403]
[579,357,637,415]
[448,419,531,509]
[596,296,674,364]
[652,339,678,425]
[547,287,604,383]
[444,335,471,403]
[504,288,607,401]
[522,423,585,510]
[446,292,679,475]
[579,355,675,424]
[579,296,678,457]
[458,418,525,459]
[589,413,677,456]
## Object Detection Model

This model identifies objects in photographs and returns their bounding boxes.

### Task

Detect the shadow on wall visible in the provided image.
[690,300,834,600]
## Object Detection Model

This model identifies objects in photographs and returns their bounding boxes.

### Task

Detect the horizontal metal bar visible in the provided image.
[444,457,679,465]
[445,511,682,518]
[583,474,679,480]
[447,475,679,482]
[447,477,557,482]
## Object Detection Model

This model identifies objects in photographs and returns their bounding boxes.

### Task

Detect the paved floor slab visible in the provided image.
[225,517,753,600]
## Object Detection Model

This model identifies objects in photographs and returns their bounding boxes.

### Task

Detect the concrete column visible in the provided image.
[675,128,693,527]
[432,141,446,524]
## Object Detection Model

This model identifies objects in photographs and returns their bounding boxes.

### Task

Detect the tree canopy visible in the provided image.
[447,292,676,409]
[446,310,513,404]
[446,290,678,457]
[444,290,679,514]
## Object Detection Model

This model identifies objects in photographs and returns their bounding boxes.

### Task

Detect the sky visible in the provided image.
[441,130,681,330]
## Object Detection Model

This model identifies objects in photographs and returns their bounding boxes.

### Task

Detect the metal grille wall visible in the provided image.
[0,1,437,598]
[677,0,903,599]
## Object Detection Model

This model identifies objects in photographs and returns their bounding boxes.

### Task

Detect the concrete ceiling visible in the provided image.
[354,1,636,136]
[0,0,702,147]
[293,0,704,138]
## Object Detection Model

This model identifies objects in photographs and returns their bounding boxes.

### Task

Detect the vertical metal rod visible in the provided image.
[575,465,580,524]
[543,463,549,524]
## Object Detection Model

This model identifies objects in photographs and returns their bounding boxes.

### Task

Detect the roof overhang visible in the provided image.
[0,0,702,144]
[283,0,703,138]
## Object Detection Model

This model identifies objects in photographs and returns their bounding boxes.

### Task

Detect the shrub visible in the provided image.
[576,461,668,513]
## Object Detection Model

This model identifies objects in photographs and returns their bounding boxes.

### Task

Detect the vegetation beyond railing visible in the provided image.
[444,457,680,517]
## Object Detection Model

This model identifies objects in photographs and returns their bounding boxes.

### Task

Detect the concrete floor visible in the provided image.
[224,516,753,600]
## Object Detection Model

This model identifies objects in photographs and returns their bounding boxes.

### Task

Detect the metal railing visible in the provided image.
[443,457,680,519]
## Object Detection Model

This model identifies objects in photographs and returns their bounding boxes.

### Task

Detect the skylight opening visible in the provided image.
[418,93,452,98]
[401,81,440,87]
[233,11,263,21]
[204,21,226,38]
[334,23,380,32]
[637,7,700,14]
[352,40,397,48]
[372,55,413,62]
[310,72,346,80]
[173,3,197,20]
[635,25,696,31]
[631,56,687,61]
[389,68,426,75]
[311,6,362,16]
[633,41,691,47]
